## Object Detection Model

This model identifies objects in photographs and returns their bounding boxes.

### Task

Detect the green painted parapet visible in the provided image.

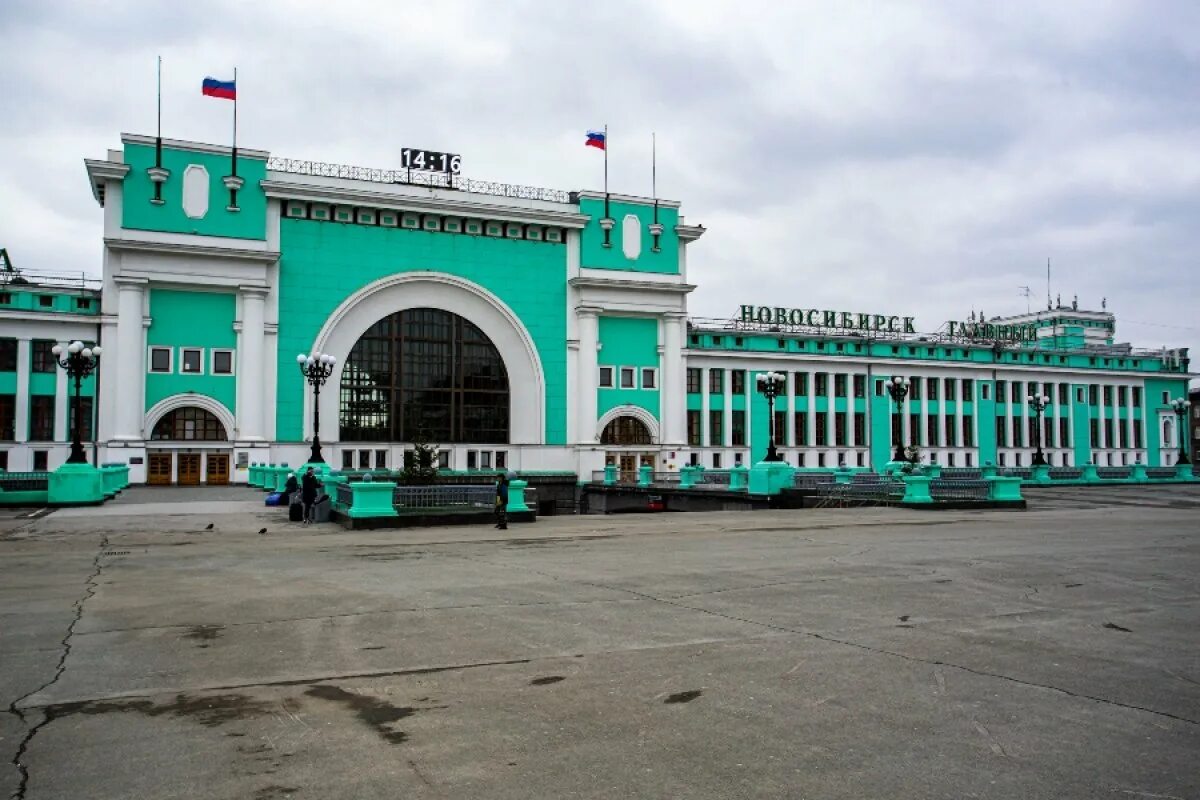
[48,463,106,506]
[901,475,933,504]
[260,464,277,491]
[1130,463,1148,483]
[1176,464,1194,481]
[1030,464,1051,484]
[323,474,349,512]
[637,464,653,487]
[980,463,997,479]
[748,460,797,495]
[1080,463,1099,482]
[986,476,1023,502]
[248,463,261,487]
[603,464,617,485]
[346,482,398,519]
[923,463,943,478]
[833,468,854,485]
[274,466,292,494]
[679,466,697,489]
[506,479,530,513]
[729,464,749,491]
[99,466,121,498]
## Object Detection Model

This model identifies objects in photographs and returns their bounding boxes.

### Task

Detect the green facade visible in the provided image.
[578,197,679,274]
[144,289,237,415]
[596,315,659,420]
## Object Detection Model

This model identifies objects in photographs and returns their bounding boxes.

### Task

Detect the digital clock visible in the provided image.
[400,148,462,174]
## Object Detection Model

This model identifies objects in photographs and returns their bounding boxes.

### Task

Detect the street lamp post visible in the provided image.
[51,340,101,465]
[755,371,786,462]
[885,376,911,462]
[297,352,337,464]
[1027,393,1050,466]
[1170,397,1191,465]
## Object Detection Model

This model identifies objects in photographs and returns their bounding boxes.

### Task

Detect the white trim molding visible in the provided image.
[597,404,661,444]
[143,393,236,441]
[309,272,548,445]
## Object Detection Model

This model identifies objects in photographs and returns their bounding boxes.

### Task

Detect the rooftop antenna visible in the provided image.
[1046,257,1052,310]
[1018,285,1032,313]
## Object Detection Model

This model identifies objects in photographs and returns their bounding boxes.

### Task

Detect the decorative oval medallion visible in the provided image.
[182,164,210,219]
[621,214,642,260]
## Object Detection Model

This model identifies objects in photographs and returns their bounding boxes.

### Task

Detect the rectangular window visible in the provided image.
[996,416,1007,447]
[686,368,701,394]
[1118,386,1127,405]
[38,295,53,308]
[926,377,938,400]
[1059,417,1069,448]
[834,374,847,398]
[342,450,354,469]
[797,452,806,467]
[150,347,172,373]
[1089,385,1098,405]
[910,412,921,446]
[794,372,808,395]
[30,395,54,441]
[599,366,614,388]
[32,340,56,373]
[619,367,635,389]
[1133,419,1143,448]
[467,450,478,470]
[1103,386,1113,405]
[0,394,14,439]
[709,410,724,446]
[687,410,702,446]
[892,410,902,449]
[181,348,203,374]
[211,350,234,375]
[0,451,7,469]
[996,380,1006,403]
[1059,384,1069,405]
[731,370,745,394]
[944,379,956,401]
[1012,381,1023,403]
[962,415,974,447]
[1161,390,1169,405]
[815,414,827,446]
[1132,387,1141,406]
[1104,418,1114,447]
[854,412,865,444]
[375,450,388,469]
[481,451,493,469]
[948,453,955,467]
[795,411,808,445]
[1089,418,1099,448]
[731,410,746,446]
[815,373,827,396]
[75,297,91,310]
[69,396,94,442]
[709,369,723,394]
[1013,418,1023,447]
[0,339,15,372]
[962,378,974,399]
[773,411,787,446]
[0,293,9,305]
[641,368,657,389]
[909,377,921,401]
[874,379,884,398]
[360,449,371,469]
[712,452,722,469]
[33,450,48,471]
[945,415,956,447]
[927,415,938,447]
[834,412,846,446]
[495,451,507,470]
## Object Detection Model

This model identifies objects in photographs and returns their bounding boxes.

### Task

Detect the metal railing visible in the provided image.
[266,158,574,204]
[392,484,495,510]
[1048,467,1083,480]
[335,484,353,508]
[0,269,102,291]
[794,473,836,489]
[811,479,904,508]
[929,479,989,501]
[1096,467,1132,479]
[1146,467,1179,479]
[999,468,1032,479]
[940,468,983,480]
[0,473,49,491]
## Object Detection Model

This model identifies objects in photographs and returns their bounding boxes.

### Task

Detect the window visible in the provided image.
[945,415,956,447]
[686,368,701,394]
[619,367,635,389]
[33,450,48,471]
[796,453,806,467]
[712,452,722,469]
[1118,386,1127,405]
[965,452,973,467]
[150,347,172,373]
[30,396,54,441]
[709,369,723,394]
[1161,390,1169,405]
[996,416,1007,447]
[945,379,956,401]
[69,396,94,441]
[1059,384,1069,405]
[1060,417,1069,448]
[731,410,746,446]
[995,380,1006,402]
[687,410,702,446]
[834,412,846,446]
[641,368,657,389]
[375,450,388,469]
[181,348,203,374]
[834,374,847,397]
[361,449,372,469]
[1132,387,1142,406]
[38,295,53,308]
[909,377,921,400]
[1088,385,1098,405]
[1012,381,1023,403]
[75,297,92,310]
[1013,419,1023,447]
[731,370,745,394]
[962,415,974,447]
[982,384,990,401]
[151,407,228,441]
[854,412,865,444]
[1103,386,1113,405]
[874,379,884,398]
[0,293,9,305]
[707,410,725,446]
[948,453,956,467]
[599,366,614,388]
[815,414,827,446]
[927,415,938,447]
[689,452,699,466]
[467,450,478,470]
[794,372,808,395]
[815,373,828,395]
[342,451,354,470]
[1133,419,1143,448]
[773,411,787,446]
[0,394,14,439]
[795,411,808,445]
[481,450,493,469]
[1090,419,1099,448]
[1104,419,1114,447]
[495,451,507,470]
[32,340,56,373]
[211,350,234,375]
[0,339,14,371]
[962,379,974,398]
[817,452,826,467]
[910,412,921,445]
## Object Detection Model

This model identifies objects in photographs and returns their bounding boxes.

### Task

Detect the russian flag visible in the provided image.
[585,129,606,150]
[202,77,236,100]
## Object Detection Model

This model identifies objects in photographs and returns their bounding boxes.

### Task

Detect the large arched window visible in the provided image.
[339,308,509,443]
[600,415,653,446]
[151,407,228,441]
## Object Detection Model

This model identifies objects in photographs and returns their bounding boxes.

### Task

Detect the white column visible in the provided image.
[1098,386,1108,449]
[848,373,857,449]
[1125,385,1135,454]
[53,347,69,442]
[14,337,30,444]
[805,372,815,452]
[701,367,711,447]
[954,378,963,454]
[113,278,147,440]
[236,286,269,440]
[1005,380,1014,456]
[661,313,686,447]
[575,307,600,445]
[785,370,796,449]
[824,373,835,458]
[723,368,732,453]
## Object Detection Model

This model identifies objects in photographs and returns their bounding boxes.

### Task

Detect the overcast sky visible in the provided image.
[2,1,1197,372]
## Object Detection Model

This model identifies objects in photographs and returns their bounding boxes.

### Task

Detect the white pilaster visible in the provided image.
[785,370,796,449]
[113,277,147,440]
[661,313,686,447]
[235,286,269,440]
[14,338,30,443]
[53,347,69,442]
[701,367,711,446]
[575,307,600,445]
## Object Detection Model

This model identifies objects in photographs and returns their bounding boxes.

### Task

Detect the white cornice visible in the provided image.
[104,237,280,263]
[84,159,131,205]
[575,190,682,209]
[121,133,270,160]
[261,179,590,228]
[675,224,706,241]
[0,310,102,327]
[568,277,696,295]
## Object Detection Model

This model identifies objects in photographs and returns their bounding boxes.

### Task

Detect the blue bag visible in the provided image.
[265,492,285,506]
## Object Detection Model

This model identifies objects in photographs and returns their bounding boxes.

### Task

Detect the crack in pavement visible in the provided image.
[6,535,108,800]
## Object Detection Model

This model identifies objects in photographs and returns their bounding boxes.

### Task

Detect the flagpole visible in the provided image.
[155,56,162,166]
[603,123,609,217]
[651,131,658,224]
[231,66,238,179]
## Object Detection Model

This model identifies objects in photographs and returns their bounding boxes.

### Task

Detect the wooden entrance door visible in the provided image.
[618,454,637,483]
[177,454,201,486]
[206,453,229,486]
[147,453,172,486]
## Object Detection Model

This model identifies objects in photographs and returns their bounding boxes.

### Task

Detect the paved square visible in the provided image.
[2,486,1199,799]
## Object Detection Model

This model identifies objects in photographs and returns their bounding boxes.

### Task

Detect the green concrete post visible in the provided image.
[603,464,617,485]
[924,463,942,478]
[729,464,749,491]
[637,464,653,487]
[346,481,398,518]
[1030,464,1051,484]
[274,466,292,494]
[1080,463,1099,482]
[980,463,997,479]
[986,476,1024,501]
[901,475,933,504]
[679,466,697,489]
[48,463,106,506]
[833,468,853,485]
[748,461,797,495]
[248,463,258,487]
[262,464,277,491]
[1176,464,1194,481]
[506,479,530,512]
[1130,463,1148,483]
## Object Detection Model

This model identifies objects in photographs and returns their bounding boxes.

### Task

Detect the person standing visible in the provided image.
[494,473,509,530]
[301,467,320,524]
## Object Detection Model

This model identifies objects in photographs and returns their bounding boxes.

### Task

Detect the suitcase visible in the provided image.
[289,502,303,522]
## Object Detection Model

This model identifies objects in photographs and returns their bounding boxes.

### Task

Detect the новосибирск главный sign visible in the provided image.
[738,305,1038,342]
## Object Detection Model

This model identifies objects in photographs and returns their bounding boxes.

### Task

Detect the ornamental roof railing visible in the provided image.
[0,269,102,292]
[266,158,574,205]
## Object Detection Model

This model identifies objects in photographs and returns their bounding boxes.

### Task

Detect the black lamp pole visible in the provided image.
[1171,398,1191,465]
[52,341,101,465]
[755,371,785,462]
[885,376,911,462]
[1027,394,1050,466]
[297,352,336,464]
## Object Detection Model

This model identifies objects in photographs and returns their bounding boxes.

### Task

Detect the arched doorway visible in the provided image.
[339,308,510,444]
[148,406,230,485]
[600,413,657,482]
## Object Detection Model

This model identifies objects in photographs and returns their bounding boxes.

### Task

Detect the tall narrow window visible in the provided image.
[30,396,54,441]
[731,410,746,446]
[709,410,724,446]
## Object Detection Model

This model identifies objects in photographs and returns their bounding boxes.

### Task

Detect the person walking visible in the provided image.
[494,473,509,530]
[301,467,320,525]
